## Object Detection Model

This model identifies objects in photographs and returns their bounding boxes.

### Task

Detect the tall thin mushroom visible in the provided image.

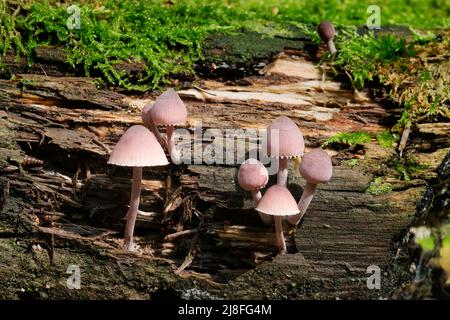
[108,125,169,251]
[264,116,304,187]
[141,103,166,147]
[146,89,188,164]
[256,185,299,254]
[287,148,332,226]
[237,159,272,225]
[318,21,336,55]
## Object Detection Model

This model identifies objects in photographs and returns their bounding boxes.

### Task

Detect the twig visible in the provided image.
[398,121,411,158]
[49,234,55,266]
[192,85,217,97]
[164,229,198,241]
[174,229,199,275]
[39,64,48,77]
[352,113,369,124]
[72,166,81,198]
[177,270,224,288]
[92,138,111,154]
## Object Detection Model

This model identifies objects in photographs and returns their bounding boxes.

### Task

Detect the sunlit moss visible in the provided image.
[376,131,399,148]
[365,177,393,195]
[344,158,359,167]
[1,0,449,89]
[322,132,371,148]
[332,34,414,89]
[392,156,429,181]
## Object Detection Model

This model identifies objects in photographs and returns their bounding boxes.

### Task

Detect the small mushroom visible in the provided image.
[108,125,169,251]
[318,21,336,55]
[264,116,304,187]
[142,103,166,147]
[237,159,272,225]
[145,89,188,164]
[287,148,332,226]
[256,185,299,254]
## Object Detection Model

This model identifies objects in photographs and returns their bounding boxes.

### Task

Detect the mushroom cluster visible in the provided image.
[238,116,333,254]
[109,23,338,254]
[109,89,187,251]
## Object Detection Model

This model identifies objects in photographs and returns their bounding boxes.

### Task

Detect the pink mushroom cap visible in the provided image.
[256,185,300,216]
[149,88,188,126]
[318,21,335,42]
[141,103,153,126]
[264,116,305,158]
[108,125,169,167]
[237,159,269,191]
[299,148,332,184]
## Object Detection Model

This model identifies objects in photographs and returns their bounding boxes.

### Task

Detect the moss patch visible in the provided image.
[392,156,429,181]
[333,33,415,89]
[1,0,450,89]
[365,177,393,196]
[376,131,399,149]
[199,30,309,78]
[322,132,372,148]
[380,33,450,128]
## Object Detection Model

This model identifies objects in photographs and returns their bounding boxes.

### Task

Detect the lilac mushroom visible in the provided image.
[108,125,169,251]
[264,116,305,187]
[142,89,188,164]
[237,159,272,225]
[287,148,332,226]
[256,185,299,254]
[318,21,336,55]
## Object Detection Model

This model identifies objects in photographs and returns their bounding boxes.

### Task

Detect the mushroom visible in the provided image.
[108,125,169,251]
[264,116,304,187]
[141,103,166,147]
[256,185,299,254]
[237,159,272,225]
[144,89,188,164]
[287,148,332,226]
[318,21,336,55]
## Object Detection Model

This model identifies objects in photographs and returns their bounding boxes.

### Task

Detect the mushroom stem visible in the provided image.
[287,182,317,226]
[251,190,273,225]
[327,40,336,55]
[277,158,289,186]
[149,119,166,147]
[251,189,262,205]
[166,125,181,164]
[124,166,143,251]
[274,216,286,254]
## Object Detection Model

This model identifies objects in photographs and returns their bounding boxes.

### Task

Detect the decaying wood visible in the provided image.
[0,52,448,299]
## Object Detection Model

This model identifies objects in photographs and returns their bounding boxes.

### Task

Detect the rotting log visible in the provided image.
[0,51,449,299]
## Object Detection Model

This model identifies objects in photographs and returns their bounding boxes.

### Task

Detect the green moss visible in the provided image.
[382,34,450,129]
[19,78,34,89]
[1,0,449,89]
[344,158,359,167]
[333,33,414,89]
[392,157,429,181]
[203,30,307,71]
[365,177,393,196]
[376,131,399,148]
[322,132,371,148]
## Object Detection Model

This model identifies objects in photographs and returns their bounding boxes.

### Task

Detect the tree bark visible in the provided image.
[0,46,449,299]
